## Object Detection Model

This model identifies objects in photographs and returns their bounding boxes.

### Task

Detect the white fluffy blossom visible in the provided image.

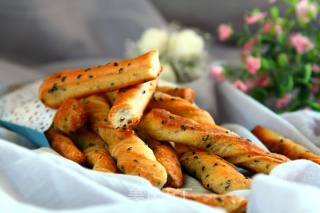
[167,29,204,59]
[137,28,168,53]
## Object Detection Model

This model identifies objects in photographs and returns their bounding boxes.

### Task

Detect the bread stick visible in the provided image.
[148,92,215,126]
[105,90,118,105]
[46,128,86,164]
[53,98,86,134]
[163,187,247,213]
[156,86,196,102]
[39,50,161,108]
[252,125,320,163]
[108,80,157,129]
[144,137,184,188]
[70,129,117,173]
[139,109,289,173]
[180,151,251,193]
[82,95,167,188]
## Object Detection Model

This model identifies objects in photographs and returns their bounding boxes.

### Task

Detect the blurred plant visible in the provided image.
[127,25,207,83]
[213,0,320,113]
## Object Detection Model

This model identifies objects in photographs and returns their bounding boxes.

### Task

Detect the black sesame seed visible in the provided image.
[202,166,205,171]
[224,180,231,191]
[181,125,187,131]
[216,197,224,203]
[127,147,133,151]
[77,74,82,79]
[114,62,118,66]
[142,90,146,94]
[118,68,124,74]
[48,84,58,93]
[89,75,93,78]
[206,144,211,149]
[61,76,67,82]
[202,135,210,141]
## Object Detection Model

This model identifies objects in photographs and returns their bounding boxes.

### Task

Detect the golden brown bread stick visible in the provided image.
[144,137,184,188]
[70,129,117,173]
[156,86,196,102]
[53,98,86,134]
[148,92,215,126]
[180,151,251,193]
[105,90,118,105]
[139,109,289,173]
[46,128,86,165]
[39,50,161,108]
[252,125,320,163]
[82,95,167,188]
[81,95,110,127]
[108,80,157,129]
[163,187,247,213]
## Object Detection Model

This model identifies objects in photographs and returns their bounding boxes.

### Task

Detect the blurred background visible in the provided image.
[0,0,277,66]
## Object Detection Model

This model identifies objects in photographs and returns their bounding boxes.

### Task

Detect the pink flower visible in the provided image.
[289,34,313,53]
[244,56,261,75]
[269,0,276,3]
[312,64,320,73]
[274,24,283,36]
[244,79,257,90]
[257,75,270,87]
[263,21,273,33]
[296,0,318,23]
[233,80,248,92]
[241,39,257,56]
[217,24,233,42]
[276,94,292,109]
[244,12,267,25]
[312,84,319,94]
[210,65,225,81]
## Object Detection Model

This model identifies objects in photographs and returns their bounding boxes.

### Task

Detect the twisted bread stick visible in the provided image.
[156,86,196,102]
[39,50,161,108]
[148,92,215,126]
[53,98,86,134]
[163,187,247,213]
[180,151,251,193]
[82,95,167,188]
[139,109,289,173]
[46,128,86,165]
[70,129,117,173]
[144,137,184,188]
[108,80,157,129]
[253,125,320,163]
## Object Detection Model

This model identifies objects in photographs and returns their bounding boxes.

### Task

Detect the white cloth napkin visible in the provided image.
[3,138,320,213]
[248,160,320,213]
[0,138,223,213]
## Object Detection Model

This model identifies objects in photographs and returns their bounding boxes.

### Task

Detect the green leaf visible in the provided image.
[275,71,294,96]
[277,53,288,68]
[270,6,279,19]
[249,87,268,102]
[308,101,320,111]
